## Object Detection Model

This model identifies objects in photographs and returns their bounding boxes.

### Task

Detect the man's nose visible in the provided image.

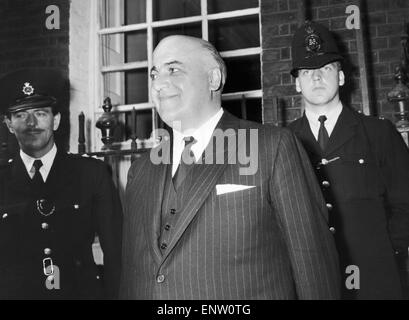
[152,75,169,92]
[312,69,322,80]
[26,113,37,127]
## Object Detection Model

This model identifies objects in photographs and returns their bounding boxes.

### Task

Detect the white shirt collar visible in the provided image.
[305,102,343,140]
[20,144,57,182]
[172,108,224,176]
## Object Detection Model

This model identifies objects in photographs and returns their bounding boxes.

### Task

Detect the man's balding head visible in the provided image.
[151,36,226,132]
[155,35,227,90]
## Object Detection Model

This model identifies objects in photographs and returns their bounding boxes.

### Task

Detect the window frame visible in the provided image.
[96,0,262,150]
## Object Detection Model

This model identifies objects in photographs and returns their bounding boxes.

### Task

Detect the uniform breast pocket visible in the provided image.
[338,154,382,199]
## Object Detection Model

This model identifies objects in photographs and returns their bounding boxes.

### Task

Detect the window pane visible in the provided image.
[208,16,260,51]
[101,0,122,28]
[101,0,146,28]
[207,0,259,14]
[152,0,201,21]
[153,23,202,47]
[103,71,125,106]
[125,69,149,104]
[223,56,261,93]
[101,34,125,66]
[125,31,148,62]
[222,98,262,123]
[101,32,148,66]
[125,109,153,140]
[125,0,146,24]
[102,70,149,106]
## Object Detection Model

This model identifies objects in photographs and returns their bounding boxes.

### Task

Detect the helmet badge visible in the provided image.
[304,22,323,56]
[22,82,35,96]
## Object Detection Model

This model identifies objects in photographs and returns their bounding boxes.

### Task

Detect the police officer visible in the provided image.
[288,21,409,299]
[0,68,122,299]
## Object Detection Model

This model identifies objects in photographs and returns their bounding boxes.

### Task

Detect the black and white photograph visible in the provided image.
[0,0,408,308]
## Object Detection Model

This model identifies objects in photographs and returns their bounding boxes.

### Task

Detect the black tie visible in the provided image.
[32,159,45,186]
[172,136,196,190]
[318,115,329,151]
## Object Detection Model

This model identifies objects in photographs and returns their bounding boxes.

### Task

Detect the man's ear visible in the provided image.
[53,112,61,131]
[338,70,345,87]
[295,77,302,93]
[4,117,15,134]
[208,68,222,91]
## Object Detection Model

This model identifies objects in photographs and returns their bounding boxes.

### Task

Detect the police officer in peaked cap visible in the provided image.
[287,21,409,299]
[0,68,122,299]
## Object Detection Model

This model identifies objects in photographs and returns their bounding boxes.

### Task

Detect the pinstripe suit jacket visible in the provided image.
[120,111,340,299]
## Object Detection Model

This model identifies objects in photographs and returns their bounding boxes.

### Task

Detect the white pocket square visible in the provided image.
[216,184,256,195]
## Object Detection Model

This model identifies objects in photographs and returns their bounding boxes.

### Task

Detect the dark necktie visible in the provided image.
[32,159,45,186]
[172,136,196,190]
[318,115,329,151]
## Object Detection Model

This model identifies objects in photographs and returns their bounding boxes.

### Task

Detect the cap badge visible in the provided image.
[22,82,35,96]
[304,23,322,56]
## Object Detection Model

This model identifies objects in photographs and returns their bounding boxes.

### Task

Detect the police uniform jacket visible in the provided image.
[0,151,122,299]
[289,106,409,299]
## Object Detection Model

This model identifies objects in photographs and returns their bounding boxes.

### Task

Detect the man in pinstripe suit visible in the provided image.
[120,35,341,299]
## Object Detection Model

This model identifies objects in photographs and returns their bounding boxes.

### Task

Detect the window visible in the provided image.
[98,0,261,147]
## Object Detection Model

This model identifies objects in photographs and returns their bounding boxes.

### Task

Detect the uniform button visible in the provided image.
[164,224,171,231]
[41,223,49,230]
[44,248,52,255]
[359,159,365,164]
[170,209,176,215]
[157,274,165,283]
[326,203,333,210]
[160,243,167,250]
[329,227,336,234]
[322,181,330,187]
[73,204,80,210]
[2,213,8,219]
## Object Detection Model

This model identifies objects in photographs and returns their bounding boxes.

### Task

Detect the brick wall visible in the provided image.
[261,0,409,125]
[0,0,70,155]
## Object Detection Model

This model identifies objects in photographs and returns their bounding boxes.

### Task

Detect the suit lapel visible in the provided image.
[324,106,359,156]
[161,111,238,263]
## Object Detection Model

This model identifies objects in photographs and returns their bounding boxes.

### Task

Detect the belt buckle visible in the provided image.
[43,257,54,276]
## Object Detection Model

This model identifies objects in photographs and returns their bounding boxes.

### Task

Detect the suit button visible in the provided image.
[359,159,365,164]
[157,275,165,283]
[170,209,176,215]
[73,204,80,210]
[164,224,171,231]
[326,203,333,210]
[44,248,52,255]
[329,227,336,234]
[2,213,8,219]
[41,223,49,230]
[160,243,167,250]
[322,181,330,187]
